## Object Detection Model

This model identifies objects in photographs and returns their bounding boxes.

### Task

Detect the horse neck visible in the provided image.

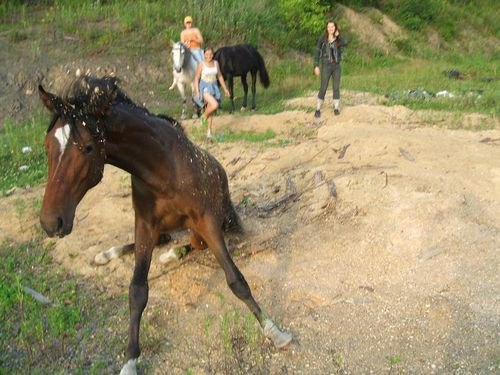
[103,106,176,187]
[182,46,192,69]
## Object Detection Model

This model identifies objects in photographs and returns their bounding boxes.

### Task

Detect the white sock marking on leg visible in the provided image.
[119,359,137,375]
[159,247,179,264]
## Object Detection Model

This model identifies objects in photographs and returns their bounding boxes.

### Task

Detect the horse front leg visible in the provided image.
[227,75,235,113]
[190,81,200,118]
[178,83,187,120]
[199,220,292,349]
[120,220,158,375]
[168,75,176,91]
[250,71,257,110]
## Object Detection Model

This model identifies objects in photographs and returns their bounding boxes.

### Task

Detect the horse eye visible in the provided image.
[84,144,94,154]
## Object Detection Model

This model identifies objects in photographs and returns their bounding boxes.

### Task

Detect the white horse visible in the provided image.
[169,41,200,119]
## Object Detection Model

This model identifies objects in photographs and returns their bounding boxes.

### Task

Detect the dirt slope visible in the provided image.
[1,96,499,374]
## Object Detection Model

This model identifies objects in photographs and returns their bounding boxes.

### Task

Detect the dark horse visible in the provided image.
[214,44,270,112]
[38,76,291,374]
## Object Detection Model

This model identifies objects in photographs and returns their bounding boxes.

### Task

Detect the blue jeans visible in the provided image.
[190,48,203,71]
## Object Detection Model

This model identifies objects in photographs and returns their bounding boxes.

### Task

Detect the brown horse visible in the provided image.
[38,76,292,374]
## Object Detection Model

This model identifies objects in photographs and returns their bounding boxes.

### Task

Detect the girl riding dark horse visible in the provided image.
[214,44,270,112]
[38,76,291,374]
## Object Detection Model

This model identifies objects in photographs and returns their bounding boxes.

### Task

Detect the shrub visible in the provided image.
[277,0,329,51]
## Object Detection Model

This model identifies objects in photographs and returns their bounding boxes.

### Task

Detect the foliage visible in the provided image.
[276,0,329,50]
[397,0,439,30]
[1,0,498,55]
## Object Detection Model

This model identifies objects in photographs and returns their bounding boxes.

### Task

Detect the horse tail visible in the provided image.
[224,203,244,234]
[256,50,270,88]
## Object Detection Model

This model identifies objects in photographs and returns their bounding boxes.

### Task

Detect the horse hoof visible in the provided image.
[192,113,199,119]
[240,106,246,112]
[263,319,293,349]
[93,245,123,265]
[159,248,181,264]
[119,359,137,375]
[94,251,111,265]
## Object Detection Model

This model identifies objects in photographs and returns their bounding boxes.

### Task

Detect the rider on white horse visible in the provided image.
[180,16,204,71]
[169,41,201,119]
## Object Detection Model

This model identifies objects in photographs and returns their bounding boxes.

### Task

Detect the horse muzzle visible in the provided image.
[40,210,74,238]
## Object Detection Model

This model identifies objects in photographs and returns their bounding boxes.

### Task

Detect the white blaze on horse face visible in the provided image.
[54,123,71,164]
[172,44,184,72]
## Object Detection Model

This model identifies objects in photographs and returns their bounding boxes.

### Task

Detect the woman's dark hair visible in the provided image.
[205,47,214,54]
[323,20,340,40]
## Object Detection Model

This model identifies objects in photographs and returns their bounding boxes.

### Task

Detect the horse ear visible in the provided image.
[39,85,65,114]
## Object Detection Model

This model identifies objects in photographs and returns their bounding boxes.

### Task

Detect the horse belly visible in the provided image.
[159,210,187,232]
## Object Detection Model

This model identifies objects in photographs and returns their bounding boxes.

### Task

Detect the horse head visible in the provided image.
[171,41,191,73]
[38,79,115,237]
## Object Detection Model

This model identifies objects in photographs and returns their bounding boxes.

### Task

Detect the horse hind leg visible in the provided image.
[199,219,292,348]
[250,70,257,110]
[94,243,134,265]
[241,74,249,111]
[159,231,207,264]
[94,233,171,265]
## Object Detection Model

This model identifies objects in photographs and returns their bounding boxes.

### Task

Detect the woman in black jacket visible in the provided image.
[313,20,348,118]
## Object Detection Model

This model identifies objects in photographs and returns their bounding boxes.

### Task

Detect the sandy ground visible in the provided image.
[1,96,499,374]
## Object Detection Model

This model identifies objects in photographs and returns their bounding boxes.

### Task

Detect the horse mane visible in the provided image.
[47,75,184,134]
[63,75,147,115]
[156,114,185,134]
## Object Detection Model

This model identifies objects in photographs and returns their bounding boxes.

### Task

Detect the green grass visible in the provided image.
[343,54,499,116]
[0,113,48,194]
[0,234,129,374]
[1,1,497,122]
[217,128,276,143]
[387,354,404,374]
[0,237,135,373]
[200,301,270,373]
[0,194,171,374]
[190,119,277,144]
